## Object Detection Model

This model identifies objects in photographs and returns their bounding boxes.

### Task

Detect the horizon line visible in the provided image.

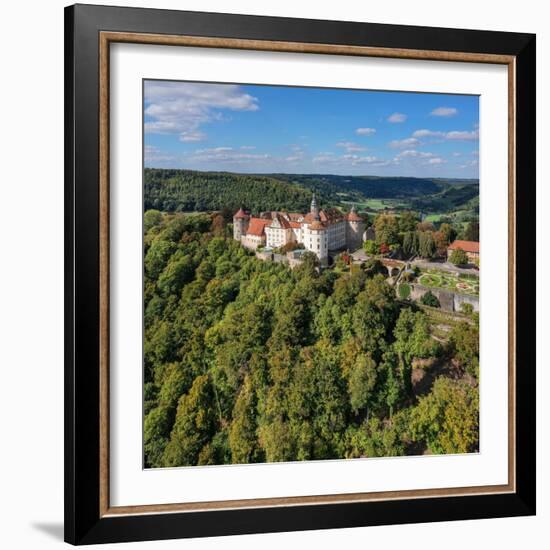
[143,166,479,181]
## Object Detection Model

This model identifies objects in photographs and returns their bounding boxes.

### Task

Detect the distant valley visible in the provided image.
[144,168,479,224]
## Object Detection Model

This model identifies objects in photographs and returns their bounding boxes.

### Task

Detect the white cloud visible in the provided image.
[387,112,407,123]
[179,131,207,142]
[393,149,445,167]
[313,152,390,167]
[240,145,256,150]
[412,128,479,141]
[459,159,479,168]
[144,144,175,164]
[446,130,479,141]
[312,153,338,164]
[412,129,445,139]
[389,137,420,149]
[189,146,270,165]
[452,152,462,157]
[194,146,234,154]
[342,154,377,163]
[144,81,259,142]
[430,107,458,117]
[283,145,305,162]
[336,141,367,152]
[355,127,377,136]
[396,150,435,159]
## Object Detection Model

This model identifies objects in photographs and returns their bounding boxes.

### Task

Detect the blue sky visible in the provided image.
[144,80,479,178]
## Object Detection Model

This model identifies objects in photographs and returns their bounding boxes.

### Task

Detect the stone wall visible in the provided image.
[408,283,479,313]
[241,235,263,250]
[255,250,275,262]
[454,292,479,313]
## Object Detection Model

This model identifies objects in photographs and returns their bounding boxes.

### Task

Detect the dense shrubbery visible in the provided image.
[420,290,441,308]
[143,211,479,467]
[449,248,469,266]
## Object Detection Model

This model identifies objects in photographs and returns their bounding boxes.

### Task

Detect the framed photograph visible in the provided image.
[65,4,536,545]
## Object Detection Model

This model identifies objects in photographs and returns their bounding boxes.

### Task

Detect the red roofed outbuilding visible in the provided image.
[447,239,480,263]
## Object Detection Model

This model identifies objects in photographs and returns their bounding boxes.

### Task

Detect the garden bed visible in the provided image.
[417,269,479,296]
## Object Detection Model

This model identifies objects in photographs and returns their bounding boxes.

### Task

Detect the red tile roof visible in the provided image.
[272,213,291,229]
[234,208,250,219]
[448,240,480,253]
[287,213,303,221]
[320,208,344,223]
[309,220,326,230]
[346,210,362,222]
[289,221,302,229]
[246,217,272,237]
[303,209,343,225]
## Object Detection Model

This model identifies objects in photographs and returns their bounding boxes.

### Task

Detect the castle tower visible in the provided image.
[305,219,328,265]
[310,193,320,220]
[346,206,366,251]
[233,207,250,241]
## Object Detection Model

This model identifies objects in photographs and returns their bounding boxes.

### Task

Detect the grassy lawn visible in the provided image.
[342,198,412,211]
[398,283,411,299]
[418,269,479,296]
[342,199,386,210]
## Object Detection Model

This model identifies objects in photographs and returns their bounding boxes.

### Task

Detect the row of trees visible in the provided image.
[143,210,479,467]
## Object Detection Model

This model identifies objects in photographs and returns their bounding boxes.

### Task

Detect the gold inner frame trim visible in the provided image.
[98,31,516,518]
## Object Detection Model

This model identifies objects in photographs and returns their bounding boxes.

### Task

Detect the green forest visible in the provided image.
[143,211,479,468]
[144,168,479,220]
[144,168,313,214]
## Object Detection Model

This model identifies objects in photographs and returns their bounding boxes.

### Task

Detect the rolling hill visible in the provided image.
[144,168,478,219]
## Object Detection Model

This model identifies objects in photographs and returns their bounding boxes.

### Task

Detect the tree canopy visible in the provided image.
[143,211,479,467]
[449,248,470,266]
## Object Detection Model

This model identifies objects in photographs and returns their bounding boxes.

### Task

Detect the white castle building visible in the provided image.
[233,195,365,264]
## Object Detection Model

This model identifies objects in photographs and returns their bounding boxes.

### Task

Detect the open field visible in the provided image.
[424,213,444,223]
[342,198,412,211]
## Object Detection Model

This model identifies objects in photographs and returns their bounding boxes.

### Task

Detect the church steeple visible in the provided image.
[310,193,320,220]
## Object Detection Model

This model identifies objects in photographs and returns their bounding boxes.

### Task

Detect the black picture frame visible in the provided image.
[65,3,536,545]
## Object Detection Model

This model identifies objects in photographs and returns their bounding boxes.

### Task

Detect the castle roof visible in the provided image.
[309,220,325,230]
[246,217,272,237]
[270,213,291,229]
[234,207,250,219]
[303,208,344,225]
[287,212,304,222]
[448,240,479,253]
[346,207,362,222]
